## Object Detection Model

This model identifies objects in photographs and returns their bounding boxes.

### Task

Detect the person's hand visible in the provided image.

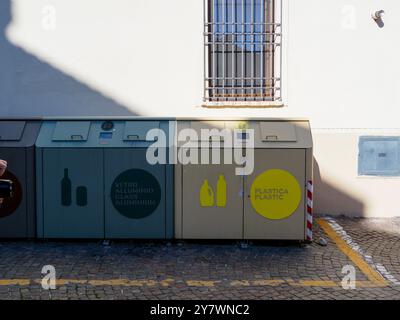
[0,159,7,177]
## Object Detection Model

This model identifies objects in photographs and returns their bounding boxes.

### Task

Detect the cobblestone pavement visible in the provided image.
[0,217,400,300]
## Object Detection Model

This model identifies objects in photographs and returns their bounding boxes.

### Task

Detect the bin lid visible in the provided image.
[177,119,312,149]
[52,121,90,141]
[123,121,160,141]
[0,121,25,141]
[260,122,297,142]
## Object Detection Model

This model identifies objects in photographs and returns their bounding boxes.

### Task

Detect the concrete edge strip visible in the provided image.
[318,217,398,286]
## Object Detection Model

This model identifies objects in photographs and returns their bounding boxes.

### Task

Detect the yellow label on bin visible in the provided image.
[250,169,301,220]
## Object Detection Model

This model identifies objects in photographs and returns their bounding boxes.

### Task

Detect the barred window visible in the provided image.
[204,0,282,103]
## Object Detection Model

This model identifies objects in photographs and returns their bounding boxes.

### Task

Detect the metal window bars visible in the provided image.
[204,0,282,102]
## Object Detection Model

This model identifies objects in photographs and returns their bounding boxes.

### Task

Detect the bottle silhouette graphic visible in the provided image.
[61,168,72,206]
[76,186,87,207]
[216,175,227,207]
[200,179,214,207]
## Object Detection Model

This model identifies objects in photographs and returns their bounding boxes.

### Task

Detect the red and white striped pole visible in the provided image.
[306,181,313,242]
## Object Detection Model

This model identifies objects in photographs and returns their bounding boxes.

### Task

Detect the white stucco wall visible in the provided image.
[287,0,400,129]
[313,129,400,218]
[2,0,399,127]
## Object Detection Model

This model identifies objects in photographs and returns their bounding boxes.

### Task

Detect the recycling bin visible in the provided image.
[36,119,174,239]
[174,119,313,240]
[0,120,41,238]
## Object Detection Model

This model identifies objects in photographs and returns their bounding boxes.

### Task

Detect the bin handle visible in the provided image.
[127,134,140,140]
[265,135,278,141]
[209,136,224,142]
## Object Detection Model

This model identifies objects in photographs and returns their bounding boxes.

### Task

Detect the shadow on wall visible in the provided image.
[0,0,135,117]
[313,157,365,217]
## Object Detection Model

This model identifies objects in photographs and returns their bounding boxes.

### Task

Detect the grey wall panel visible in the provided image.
[358,136,400,176]
[244,149,306,240]
[42,148,104,238]
[182,152,244,239]
[0,148,27,237]
[25,146,36,237]
[165,163,174,239]
[104,148,166,238]
[0,121,41,237]
[36,149,44,238]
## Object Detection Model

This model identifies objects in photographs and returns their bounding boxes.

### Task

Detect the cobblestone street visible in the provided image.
[0,217,400,300]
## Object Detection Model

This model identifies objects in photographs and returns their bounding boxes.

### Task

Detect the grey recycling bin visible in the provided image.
[174,119,313,240]
[36,119,174,239]
[0,120,41,238]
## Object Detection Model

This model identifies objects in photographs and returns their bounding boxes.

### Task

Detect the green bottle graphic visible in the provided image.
[61,168,72,206]
[216,175,227,207]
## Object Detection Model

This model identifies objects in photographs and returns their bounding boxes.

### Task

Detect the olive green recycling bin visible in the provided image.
[36,119,174,239]
[174,119,313,240]
[0,120,41,238]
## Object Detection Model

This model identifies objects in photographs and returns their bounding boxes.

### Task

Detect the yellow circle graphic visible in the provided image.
[250,169,301,220]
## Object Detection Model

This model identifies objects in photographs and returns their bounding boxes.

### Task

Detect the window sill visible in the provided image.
[202,101,284,109]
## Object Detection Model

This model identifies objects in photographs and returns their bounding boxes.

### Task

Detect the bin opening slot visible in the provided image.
[123,121,160,141]
[206,134,225,142]
[265,135,278,141]
[260,122,297,142]
[0,121,26,141]
[52,121,90,142]
[71,135,84,141]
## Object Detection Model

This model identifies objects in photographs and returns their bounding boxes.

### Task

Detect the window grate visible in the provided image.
[204,0,282,102]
